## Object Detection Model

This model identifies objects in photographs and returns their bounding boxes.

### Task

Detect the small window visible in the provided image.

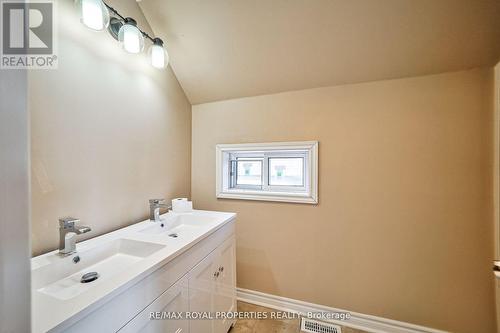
[216,141,318,204]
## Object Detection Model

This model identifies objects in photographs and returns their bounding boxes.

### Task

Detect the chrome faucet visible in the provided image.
[149,199,172,222]
[58,217,91,256]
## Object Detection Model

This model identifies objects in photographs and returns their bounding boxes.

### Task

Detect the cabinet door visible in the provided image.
[119,276,189,333]
[213,236,236,333]
[188,251,218,333]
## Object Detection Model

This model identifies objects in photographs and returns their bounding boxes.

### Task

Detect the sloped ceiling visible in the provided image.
[138,0,500,104]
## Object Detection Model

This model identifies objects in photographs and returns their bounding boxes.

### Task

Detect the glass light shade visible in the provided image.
[118,20,144,54]
[150,43,169,69]
[78,0,109,31]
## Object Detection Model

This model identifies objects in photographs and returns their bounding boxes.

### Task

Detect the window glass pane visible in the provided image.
[236,159,262,186]
[269,157,304,186]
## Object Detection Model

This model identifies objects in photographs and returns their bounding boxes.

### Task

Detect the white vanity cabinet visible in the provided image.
[120,236,236,333]
[188,249,219,333]
[54,218,236,333]
[213,236,237,333]
[119,276,189,333]
[188,236,236,333]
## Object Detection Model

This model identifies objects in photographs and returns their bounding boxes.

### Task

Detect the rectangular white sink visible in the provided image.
[139,213,219,235]
[33,239,165,301]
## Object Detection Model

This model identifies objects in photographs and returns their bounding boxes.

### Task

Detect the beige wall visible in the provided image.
[29,0,191,255]
[192,69,495,333]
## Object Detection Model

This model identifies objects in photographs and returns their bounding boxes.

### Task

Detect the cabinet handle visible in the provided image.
[219,266,224,272]
[214,271,220,278]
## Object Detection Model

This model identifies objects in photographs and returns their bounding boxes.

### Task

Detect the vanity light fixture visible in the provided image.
[77,0,168,69]
[118,18,144,54]
[77,0,110,31]
[150,38,169,69]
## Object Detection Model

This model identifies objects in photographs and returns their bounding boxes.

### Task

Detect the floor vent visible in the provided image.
[300,318,342,333]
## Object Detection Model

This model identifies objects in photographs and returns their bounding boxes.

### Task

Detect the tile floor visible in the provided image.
[230,301,367,333]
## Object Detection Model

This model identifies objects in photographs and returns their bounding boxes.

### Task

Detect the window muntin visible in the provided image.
[217,142,318,204]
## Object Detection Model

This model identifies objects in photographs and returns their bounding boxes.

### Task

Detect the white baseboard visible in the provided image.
[237,288,448,333]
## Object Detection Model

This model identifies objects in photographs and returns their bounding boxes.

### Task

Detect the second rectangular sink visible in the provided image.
[33,239,165,301]
[139,213,219,235]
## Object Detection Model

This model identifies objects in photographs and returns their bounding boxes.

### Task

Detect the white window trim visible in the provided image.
[216,141,318,204]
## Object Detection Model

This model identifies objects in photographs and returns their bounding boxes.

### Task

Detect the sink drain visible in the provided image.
[168,233,178,238]
[81,272,99,283]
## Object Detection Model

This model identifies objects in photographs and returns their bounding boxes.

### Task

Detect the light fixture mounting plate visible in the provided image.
[108,17,123,41]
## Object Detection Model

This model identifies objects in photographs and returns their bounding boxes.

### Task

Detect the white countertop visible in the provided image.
[31,210,236,333]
